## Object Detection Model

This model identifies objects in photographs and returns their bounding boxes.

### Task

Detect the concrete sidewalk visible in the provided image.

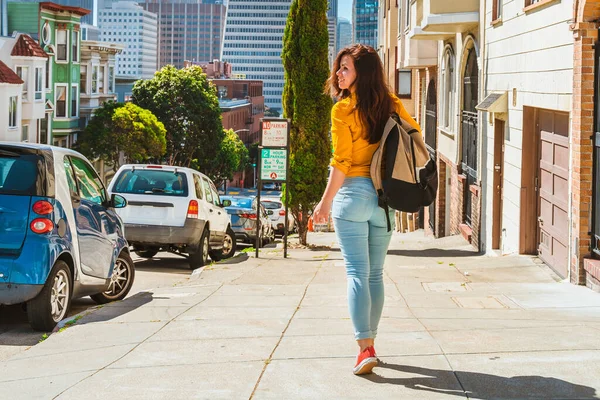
[2,231,600,399]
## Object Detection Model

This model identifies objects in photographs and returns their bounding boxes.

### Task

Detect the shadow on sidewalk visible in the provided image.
[387,248,481,258]
[365,363,598,399]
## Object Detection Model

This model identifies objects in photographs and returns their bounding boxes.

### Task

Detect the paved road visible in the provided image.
[0,252,193,362]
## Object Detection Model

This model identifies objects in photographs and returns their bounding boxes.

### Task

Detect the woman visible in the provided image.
[312,44,421,375]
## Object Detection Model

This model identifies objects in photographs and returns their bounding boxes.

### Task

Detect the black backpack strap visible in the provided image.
[377,189,392,232]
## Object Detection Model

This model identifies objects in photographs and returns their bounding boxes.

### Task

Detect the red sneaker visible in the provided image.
[353,346,378,375]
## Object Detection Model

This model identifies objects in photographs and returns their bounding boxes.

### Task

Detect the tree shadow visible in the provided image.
[364,362,598,399]
[387,248,481,258]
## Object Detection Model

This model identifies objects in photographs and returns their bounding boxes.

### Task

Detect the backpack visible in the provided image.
[370,112,438,231]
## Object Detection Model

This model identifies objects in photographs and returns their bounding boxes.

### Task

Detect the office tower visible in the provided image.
[221,0,291,112]
[337,17,352,51]
[9,0,105,26]
[98,1,158,78]
[138,0,227,69]
[327,0,337,60]
[353,0,377,48]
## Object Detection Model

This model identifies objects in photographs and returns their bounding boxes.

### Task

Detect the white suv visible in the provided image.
[107,165,235,269]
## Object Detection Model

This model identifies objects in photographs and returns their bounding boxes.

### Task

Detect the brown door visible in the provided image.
[537,110,569,277]
[492,120,505,249]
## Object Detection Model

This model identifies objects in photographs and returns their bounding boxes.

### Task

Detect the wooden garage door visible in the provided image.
[538,110,569,277]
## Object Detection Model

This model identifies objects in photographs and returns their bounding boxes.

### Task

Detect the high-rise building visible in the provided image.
[138,0,226,69]
[337,17,352,52]
[9,0,106,26]
[98,1,158,78]
[353,0,377,49]
[221,0,291,112]
[327,0,337,64]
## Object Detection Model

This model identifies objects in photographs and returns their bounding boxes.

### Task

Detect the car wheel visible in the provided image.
[189,228,209,269]
[135,250,157,258]
[90,252,135,305]
[210,227,237,261]
[27,260,72,331]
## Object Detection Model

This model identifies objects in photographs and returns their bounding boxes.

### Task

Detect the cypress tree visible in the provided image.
[282,0,333,245]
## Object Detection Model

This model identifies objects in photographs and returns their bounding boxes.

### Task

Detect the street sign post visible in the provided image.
[257,118,290,259]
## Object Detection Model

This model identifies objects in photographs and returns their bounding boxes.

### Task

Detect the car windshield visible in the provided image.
[262,201,282,209]
[0,151,43,196]
[224,197,253,208]
[111,169,189,197]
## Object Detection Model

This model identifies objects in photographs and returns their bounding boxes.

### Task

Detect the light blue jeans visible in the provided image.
[332,177,395,340]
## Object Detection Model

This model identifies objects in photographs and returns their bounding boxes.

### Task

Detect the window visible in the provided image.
[42,22,51,45]
[8,96,17,128]
[55,85,67,118]
[525,0,542,5]
[80,65,87,93]
[45,58,51,90]
[57,29,68,61]
[71,85,78,118]
[21,125,29,142]
[16,66,28,100]
[72,30,79,62]
[108,66,114,93]
[441,48,456,130]
[397,69,412,98]
[99,66,105,93]
[193,175,204,199]
[209,181,221,207]
[202,177,213,204]
[405,0,411,28]
[493,0,502,21]
[35,67,43,100]
[70,157,107,205]
[63,157,78,196]
[92,65,98,94]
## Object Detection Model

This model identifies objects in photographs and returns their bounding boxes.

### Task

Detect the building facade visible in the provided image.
[221,0,291,112]
[98,1,158,79]
[327,0,337,64]
[139,0,226,70]
[0,59,24,141]
[8,1,89,147]
[10,0,107,26]
[337,17,352,50]
[353,0,378,48]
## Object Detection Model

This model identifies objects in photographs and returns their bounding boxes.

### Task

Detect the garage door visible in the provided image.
[538,110,569,277]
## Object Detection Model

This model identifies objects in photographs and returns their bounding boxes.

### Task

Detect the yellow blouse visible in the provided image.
[330,94,421,177]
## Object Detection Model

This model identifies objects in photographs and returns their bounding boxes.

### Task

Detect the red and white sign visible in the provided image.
[270,172,278,179]
[262,120,288,147]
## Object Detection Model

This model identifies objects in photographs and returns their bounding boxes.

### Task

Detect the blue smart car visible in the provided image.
[0,143,135,331]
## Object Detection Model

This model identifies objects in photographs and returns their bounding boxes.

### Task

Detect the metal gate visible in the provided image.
[461,48,479,227]
[425,79,437,232]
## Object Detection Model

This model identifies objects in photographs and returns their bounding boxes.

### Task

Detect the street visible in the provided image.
[0,252,193,362]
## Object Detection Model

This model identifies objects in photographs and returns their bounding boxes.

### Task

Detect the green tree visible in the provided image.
[132,65,224,168]
[77,101,166,171]
[282,0,333,245]
[193,129,249,187]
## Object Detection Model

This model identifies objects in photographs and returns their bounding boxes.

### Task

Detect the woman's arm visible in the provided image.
[313,167,346,223]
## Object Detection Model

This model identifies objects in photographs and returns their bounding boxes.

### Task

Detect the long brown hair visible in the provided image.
[325,44,393,144]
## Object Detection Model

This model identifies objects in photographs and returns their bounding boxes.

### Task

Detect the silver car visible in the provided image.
[261,198,294,236]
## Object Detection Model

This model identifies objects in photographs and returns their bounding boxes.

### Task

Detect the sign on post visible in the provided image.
[260,149,287,181]
[257,118,291,259]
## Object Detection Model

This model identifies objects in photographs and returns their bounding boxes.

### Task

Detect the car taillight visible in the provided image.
[146,165,163,169]
[32,200,54,215]
[30,218,54,234]
[187,200,198,218]
[240,213,256,219]
[279,210,285,216]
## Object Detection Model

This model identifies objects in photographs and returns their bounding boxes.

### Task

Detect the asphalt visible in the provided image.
[2,230,600,399]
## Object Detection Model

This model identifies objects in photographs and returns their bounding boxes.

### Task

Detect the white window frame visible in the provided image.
[71,84,78,118]
[55,83,68,119]
[441,47,456,131]
[72,30,79,63]
[16,66,29,102]
[108,65,115,93]
[80,64,88,94]
[35,67,43,101]
[99,65,105,94]
[8,95,18,129]
[56,28,69,63]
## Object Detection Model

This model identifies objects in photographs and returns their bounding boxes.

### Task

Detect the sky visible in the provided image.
[339,1,352,22]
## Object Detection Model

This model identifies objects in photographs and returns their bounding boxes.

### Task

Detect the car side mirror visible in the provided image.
[110,194,127,209]
[221,199,231,207]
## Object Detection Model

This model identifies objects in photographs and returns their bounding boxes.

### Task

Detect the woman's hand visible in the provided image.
[313,199,332,224]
